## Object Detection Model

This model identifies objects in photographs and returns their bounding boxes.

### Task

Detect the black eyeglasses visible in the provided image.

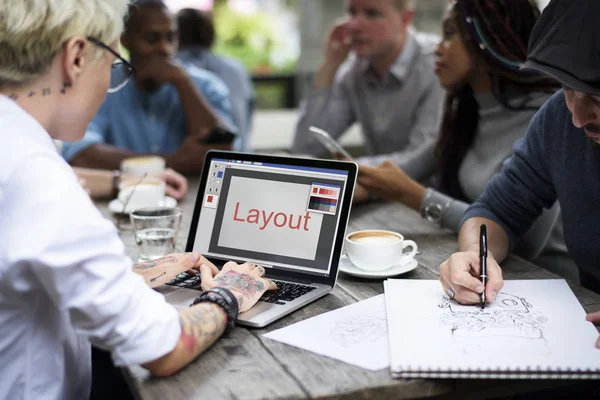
[87,36,136,93]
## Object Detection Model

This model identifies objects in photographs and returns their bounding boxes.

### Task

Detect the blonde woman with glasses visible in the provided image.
[0,2,276,399]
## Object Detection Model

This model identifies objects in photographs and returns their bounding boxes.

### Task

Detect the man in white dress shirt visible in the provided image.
[0,1,275,399]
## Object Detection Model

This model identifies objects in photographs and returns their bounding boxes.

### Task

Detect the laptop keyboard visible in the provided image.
[167,273,202,290]
[166,273,317,305]
[259,281,317,304]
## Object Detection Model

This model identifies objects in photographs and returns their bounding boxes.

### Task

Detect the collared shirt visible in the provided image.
[178,47,255,152]
[293,31,444,165]
[61,65,235,161]
[0,95,180,399]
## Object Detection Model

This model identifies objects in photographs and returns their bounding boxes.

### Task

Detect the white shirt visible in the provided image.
[0,96,181,400]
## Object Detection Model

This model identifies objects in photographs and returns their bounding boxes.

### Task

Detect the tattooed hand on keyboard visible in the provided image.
[133,252,218,288]
[200,262,278,312]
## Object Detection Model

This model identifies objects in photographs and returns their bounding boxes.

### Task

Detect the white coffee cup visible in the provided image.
[118,178,165,212]
[345,230,418,272]
[120,156,166,177]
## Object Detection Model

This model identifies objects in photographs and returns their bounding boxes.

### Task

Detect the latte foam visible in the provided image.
[122,156,163,166]
[349,233,401,245]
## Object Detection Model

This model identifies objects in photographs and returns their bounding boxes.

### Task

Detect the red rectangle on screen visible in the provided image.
[313,188,318,193]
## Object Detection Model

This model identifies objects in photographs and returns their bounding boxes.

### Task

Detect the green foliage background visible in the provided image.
[211,1,297,74]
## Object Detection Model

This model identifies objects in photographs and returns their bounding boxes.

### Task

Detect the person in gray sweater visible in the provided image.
[439,0,600,335]
[355,0,576,279]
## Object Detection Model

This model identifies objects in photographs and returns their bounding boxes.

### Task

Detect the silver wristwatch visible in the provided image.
[420,189,452,227]
[421,203,444,223]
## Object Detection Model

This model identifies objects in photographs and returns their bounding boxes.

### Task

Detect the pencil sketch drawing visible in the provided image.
[438,292,549,355]
[329,316,387,348]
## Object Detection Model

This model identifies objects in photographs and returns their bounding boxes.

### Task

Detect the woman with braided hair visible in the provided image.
[357,0,577,280]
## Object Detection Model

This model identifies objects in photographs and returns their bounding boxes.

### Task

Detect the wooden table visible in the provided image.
[97,180,600,400]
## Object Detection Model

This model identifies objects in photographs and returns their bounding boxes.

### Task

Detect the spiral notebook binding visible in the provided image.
[393,364,600,380]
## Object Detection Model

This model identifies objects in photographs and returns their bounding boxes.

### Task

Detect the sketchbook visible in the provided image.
[384,279,600,379]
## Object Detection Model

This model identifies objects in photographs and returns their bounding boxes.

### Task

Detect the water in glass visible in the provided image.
[135,227,177,261]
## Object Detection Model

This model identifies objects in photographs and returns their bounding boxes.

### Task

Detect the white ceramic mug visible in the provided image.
[345,230,418,272]
[120,156,166,177]
[118,178,165,213]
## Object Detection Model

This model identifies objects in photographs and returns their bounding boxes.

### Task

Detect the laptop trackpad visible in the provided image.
[236,300,278,322]
[164,289,199,309]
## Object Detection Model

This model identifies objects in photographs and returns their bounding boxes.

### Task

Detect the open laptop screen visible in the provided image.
[191,157,350,278]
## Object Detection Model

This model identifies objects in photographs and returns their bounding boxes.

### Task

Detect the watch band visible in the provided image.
[191,287,239,335]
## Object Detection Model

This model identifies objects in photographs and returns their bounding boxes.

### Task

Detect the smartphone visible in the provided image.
[203,126,237,145]
[309,126,354,160]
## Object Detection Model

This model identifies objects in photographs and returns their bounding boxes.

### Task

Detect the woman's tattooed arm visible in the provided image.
[142,303,227,376]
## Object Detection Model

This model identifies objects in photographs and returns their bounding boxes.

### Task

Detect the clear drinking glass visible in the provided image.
[130,207,182,261]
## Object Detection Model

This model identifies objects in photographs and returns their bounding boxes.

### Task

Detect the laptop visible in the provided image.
[161,151,357,327]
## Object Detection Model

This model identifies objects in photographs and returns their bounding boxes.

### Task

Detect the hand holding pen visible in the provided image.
[439,222,504,306]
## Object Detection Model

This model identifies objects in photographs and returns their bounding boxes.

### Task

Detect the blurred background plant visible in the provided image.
[212,0,297,75]
[210,0,299,108]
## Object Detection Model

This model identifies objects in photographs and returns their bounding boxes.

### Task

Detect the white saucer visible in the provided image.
[338,254,419,279]
[108,196,177,214]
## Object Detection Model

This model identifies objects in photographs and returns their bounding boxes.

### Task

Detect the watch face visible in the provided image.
[425,204,443,221]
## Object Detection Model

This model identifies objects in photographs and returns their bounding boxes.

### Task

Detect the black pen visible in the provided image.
[479,224,487,309]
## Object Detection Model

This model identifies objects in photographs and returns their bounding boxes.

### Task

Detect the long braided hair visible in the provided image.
[435,0,558,200]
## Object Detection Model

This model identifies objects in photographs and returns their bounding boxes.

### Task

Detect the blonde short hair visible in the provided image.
[0,0,130,86]
[394,0,415,9]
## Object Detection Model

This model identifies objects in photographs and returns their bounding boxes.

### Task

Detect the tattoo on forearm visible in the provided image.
[134,255,178,270]
[179,304,225,354]
[150,272,166,283]
[213,270,265,297]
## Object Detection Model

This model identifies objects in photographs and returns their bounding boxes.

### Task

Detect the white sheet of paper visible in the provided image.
[385,279,600,375]
[263,295,389,371]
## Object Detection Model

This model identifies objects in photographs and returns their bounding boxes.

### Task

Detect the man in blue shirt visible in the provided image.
[63,0,236,175]
[437,0,600,345]
[177,8,255,153]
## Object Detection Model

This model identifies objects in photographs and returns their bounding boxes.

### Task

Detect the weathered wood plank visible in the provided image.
[124,327,305,400]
